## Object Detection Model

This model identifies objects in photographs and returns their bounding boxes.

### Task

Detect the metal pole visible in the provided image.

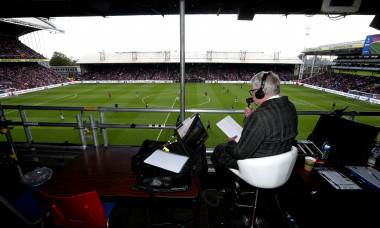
[19,107,33,144]
[89,114,99,147]
[179,0,186,123]
[76,115,87,149]
[19,107,39,163]
[0,104,23,178]
[310,55,317,78]
[299,54,305,80]
[99,111,108,147]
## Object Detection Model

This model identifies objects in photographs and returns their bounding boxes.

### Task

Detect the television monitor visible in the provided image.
[175,114,209,156]
[362,34,380,55]
[307,114,380,166]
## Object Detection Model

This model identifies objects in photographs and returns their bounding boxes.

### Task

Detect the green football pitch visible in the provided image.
[369,42,380,55]
[1,83,379,147]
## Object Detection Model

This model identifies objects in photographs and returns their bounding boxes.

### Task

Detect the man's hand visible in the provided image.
[244,107,255,118]
[228,135,238,142]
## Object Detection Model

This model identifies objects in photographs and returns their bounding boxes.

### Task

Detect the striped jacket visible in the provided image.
[226,96,298,159]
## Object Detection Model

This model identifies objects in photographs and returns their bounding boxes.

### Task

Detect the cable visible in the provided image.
[326,13,347,21]
[275,194,294,228]
[202,189,223,207]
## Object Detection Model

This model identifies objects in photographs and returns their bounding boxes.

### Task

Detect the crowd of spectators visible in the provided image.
[0,63,67,91]
[0,36,46,59]
[81,64,171,81]
[302,72,380,95]
[81,63,296,81]
[0,36,67,92]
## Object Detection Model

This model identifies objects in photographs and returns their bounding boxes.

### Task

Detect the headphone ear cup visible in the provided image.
[255,89,265,99]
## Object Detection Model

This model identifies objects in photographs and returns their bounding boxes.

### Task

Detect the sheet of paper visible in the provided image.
[144,149,189,173]
[216,115,243,142]
[317,169,361,190]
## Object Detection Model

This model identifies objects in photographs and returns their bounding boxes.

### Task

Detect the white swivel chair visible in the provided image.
[229,146,298,228]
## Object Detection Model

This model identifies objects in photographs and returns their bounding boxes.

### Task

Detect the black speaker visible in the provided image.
[370,15,380,30]
[255,72,269,99]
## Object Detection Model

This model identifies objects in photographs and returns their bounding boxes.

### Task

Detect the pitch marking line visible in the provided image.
[155,91,180,141]
[282,92,329,111]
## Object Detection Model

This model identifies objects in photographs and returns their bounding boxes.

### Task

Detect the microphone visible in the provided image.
[246,97,253,107]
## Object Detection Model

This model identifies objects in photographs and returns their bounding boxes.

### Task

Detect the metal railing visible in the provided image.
[1,103,380,178]
[2,103,380,148]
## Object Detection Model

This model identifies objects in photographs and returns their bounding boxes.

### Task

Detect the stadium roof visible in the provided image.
[0,18,64,37]
[0,0,378,19]
[302,40,365,56]
[77,51,302,65]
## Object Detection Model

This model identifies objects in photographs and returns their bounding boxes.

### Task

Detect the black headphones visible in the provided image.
[255,72,269,99]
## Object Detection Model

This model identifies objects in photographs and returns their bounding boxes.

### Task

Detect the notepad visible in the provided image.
[144,149,189,173]
[346,166,380,191]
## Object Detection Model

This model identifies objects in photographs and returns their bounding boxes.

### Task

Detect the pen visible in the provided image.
[368,170,380,181]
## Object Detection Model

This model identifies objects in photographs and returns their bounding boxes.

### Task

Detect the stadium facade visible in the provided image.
[77,50,302,65]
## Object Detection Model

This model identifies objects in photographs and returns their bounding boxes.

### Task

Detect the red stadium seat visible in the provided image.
[36,190,115,228]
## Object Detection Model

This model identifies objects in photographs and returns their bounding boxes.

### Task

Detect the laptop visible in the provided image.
[174,113,209,157]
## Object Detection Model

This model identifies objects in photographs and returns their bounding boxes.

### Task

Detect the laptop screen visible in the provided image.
[176,114,196,139]
[175,114,208,156]
[308,114,380,166]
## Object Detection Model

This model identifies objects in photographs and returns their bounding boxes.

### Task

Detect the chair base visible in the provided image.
[234,191,256,208]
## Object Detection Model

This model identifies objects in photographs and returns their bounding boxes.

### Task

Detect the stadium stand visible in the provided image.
[0,35,68,92]
[0,36,45,59]
[80,63,296,82]
[302,72,380,98]
[0,63,67,90]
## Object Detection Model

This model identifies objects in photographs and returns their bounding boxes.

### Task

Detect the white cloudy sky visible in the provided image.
[20,14,379,60]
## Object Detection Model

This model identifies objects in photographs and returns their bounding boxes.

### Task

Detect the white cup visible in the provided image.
[304,156,317,171]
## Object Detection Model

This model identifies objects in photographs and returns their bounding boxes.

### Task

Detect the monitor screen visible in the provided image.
[362,34,380,55]
[308,115,380,166]
[176,114,196,139]
[175,114,208,155]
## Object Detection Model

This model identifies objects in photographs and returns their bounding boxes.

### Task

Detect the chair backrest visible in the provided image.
[36,190,108,228]
[230,146,298,189]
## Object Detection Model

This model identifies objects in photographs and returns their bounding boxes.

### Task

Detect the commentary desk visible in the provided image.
[39,145,199,224]
[291,158,380,227]
[40,146,198,198]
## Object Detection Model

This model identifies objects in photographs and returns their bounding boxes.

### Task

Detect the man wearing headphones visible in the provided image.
[211,71,298,197]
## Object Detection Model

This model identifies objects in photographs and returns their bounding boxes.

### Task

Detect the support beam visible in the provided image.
[89,114,99,147]
[76,115,87,149]
[99,111,108,147]
[179,0,186,123]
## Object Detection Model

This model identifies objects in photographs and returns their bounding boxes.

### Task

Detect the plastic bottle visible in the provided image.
[322,140,331,161]
[367,144,380,167]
